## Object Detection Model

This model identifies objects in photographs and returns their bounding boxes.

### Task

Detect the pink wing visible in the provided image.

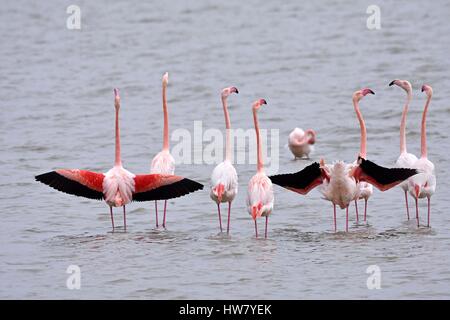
[35,169,105,200]
[133,174,203,201]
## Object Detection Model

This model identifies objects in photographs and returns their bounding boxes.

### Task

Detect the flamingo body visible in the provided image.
[210,160,238,204]
[151,150,175,175]
[247,172,274,219]
[288,128,316,159]
[321,161,358,210]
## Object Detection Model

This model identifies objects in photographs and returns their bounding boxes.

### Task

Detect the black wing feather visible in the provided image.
[133,178,203,202]
[269,162,322,190]
[35,171,104,200]
[358,157,418,186]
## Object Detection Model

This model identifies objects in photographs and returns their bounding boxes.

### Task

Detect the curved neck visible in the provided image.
[115,108,122,166]
[305,129,315,141]
[421,94,431,158]
[222,96,232,161]
[162,82,169,151]
[399,91,412,154]
[353,98,367,159]
[253,108,264,172]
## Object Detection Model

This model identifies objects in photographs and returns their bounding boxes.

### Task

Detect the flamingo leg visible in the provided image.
[123,206,127,231]
[355,200,359,222]
[427,197,431,228]
[404,190,410,220]
[346,206,349,232]
[226,202,231,234]
[155,200,159,228]
[109,206,115,231]
[364,199,368,222]
[217,203,223,232]
[415,198,419,227]
[265,216,268,239]
[254,219,258,238]
[333,204,337,232]
[162,200,168,228]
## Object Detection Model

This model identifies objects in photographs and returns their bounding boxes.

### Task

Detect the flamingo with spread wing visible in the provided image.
[270,88,418,232]
[35,88,203,231]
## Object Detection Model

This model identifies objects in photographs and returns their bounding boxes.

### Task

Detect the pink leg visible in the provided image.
[364,199,368,222]
[404,190,410,220]
[217,203,223,232]
[346,206,349,232]
[415,198,419,228]
[355,200,359,222]
[123,206,127,231]
[162,200,167,228]
[427,197,431,228]
[265,216,268,239]
[155,201,159,228]
[333,204,337,232]
[226,202,231,234]
[109,206,115,231]
[254,219,258,238]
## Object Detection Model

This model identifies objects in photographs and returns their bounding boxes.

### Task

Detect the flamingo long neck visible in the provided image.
[253,108,264,173]
[115,107,122,166]
[222,96,232,161]
[162,81,169,151]
[420,94,431,158]
[399,91,412,154]
[353,99,367,159]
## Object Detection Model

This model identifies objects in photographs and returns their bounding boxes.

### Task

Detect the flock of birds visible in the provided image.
[35,73,436,238]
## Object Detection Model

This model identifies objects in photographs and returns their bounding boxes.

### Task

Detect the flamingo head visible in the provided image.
[114,88,120,109]
[352,88,375,102]
[389,79,412,94]
[252,99,267,110]
[221,86,239,98]
[162,72,169,86]
[307,129,316,144]
[421,84,433,97]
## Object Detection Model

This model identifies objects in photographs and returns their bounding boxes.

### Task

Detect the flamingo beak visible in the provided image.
[389,80,396,86]
[231,87,239,94]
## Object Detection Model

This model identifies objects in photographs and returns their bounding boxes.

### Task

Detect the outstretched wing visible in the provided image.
[35,169,105,200]
[133,174,203,202]
[356,157,418,191]
[269,162,323,195]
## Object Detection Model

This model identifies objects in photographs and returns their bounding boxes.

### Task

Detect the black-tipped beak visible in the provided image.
[235,88,239,94]
[421,87,425,92]
[389,80,395,86]
[262,99,267,105]
[369,89,375,95]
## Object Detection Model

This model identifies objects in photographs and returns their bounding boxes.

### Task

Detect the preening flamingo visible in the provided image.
[408,84,436,227]
[246,99,274,239]
[35,88,203,232]
[390,79,417,220]
[210,86,239,233]
[150,72,176,228]
[288,128,316,159]
[270,88,418,232]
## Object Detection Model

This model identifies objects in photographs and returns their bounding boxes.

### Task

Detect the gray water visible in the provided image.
[1,0,449,299]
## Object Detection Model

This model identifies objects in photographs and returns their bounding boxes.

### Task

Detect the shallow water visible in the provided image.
[1,0,450,299]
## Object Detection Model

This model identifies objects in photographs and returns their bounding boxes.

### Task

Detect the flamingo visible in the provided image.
[288,128,316,159]
[150,72,175,228]
[390,79,417,220]
[210,86,239,233]
[246,99,274,239]
[352,87,374,222]
[35,88,203,232]
[270,88,418,232]
[408,84,436,227]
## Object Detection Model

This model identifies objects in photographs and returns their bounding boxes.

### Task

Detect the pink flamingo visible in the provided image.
[36,88,203,231]
[390,79,417,220]
[270,88,418,232]
[408,84,436,227]
[210,86,239,233]
[246,99,274,239]
[288,128,316,159]
[150,72,175,228]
